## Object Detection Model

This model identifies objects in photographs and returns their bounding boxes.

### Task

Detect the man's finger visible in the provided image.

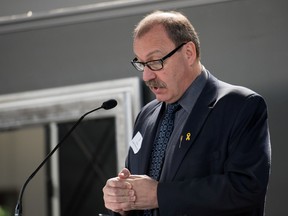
[106,178,132,189]
[118,168,131,179]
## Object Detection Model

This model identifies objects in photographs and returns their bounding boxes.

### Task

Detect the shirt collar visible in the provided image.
[178,66,208,114]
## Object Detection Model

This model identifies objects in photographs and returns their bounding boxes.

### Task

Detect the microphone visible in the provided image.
[14,99,118,216]
[102,99,118,110]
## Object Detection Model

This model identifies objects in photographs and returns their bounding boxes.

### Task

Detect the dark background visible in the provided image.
[58,118,116,215]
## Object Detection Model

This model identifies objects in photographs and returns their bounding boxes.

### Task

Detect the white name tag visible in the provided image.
[129,131,143,154]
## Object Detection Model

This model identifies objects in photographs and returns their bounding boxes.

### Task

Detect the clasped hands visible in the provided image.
[103,168,159,215]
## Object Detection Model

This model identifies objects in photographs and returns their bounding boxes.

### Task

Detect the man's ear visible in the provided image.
[185,41,197,65]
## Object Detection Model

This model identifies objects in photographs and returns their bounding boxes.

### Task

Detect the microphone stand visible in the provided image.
[15,99,117,216]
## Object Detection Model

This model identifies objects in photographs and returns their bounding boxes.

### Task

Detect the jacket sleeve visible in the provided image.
[157,94,271,216]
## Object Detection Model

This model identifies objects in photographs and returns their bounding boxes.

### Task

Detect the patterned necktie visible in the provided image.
[144,103,180,216]
[148,102,180,180]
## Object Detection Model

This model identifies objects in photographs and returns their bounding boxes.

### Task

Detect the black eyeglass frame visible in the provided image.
[131,42,188,72]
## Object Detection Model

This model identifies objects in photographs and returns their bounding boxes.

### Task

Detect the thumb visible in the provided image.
[118,168,131,179]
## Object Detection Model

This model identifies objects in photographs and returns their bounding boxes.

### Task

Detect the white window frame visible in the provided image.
[0,77,141,216]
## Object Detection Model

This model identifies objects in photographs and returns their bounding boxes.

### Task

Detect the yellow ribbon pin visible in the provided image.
[186,132,191,141]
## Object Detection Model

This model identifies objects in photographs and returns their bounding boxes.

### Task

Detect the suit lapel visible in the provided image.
[135,102,165,174]
[162,74,219,181]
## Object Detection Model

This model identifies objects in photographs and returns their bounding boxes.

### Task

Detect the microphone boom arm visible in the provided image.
[15,99,117,216]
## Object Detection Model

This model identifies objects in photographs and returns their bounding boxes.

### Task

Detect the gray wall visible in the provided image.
[0,126,47,216]
[0,0,111,17]
[0,0,287,215]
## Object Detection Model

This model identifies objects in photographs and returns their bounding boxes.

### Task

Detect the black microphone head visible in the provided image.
[102,99,117,110]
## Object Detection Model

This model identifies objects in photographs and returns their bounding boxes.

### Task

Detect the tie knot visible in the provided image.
[166,103,181,114]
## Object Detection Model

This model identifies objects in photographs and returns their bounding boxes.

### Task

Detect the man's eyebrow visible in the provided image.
[136,49,163,62]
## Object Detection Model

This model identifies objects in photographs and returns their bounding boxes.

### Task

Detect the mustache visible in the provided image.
[145,79,166,88]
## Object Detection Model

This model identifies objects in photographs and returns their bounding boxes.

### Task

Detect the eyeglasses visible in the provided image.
[131,42,187,72]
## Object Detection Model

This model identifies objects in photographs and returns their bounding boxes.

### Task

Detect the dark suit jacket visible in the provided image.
[117,72,271,216]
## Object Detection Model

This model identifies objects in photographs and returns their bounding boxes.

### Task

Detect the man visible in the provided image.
[103,11,271,216]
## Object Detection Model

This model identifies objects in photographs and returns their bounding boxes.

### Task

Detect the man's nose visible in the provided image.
[142,67,156,82]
